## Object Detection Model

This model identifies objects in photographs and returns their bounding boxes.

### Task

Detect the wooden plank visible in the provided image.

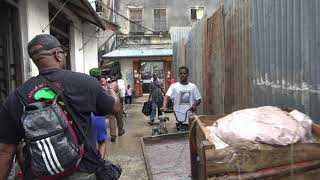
[140,137,154,180]
[200,141,215,180]
[189,118,199,179]
[208,161,320,180]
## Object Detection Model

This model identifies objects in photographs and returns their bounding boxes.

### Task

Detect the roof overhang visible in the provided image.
[102,49,173,59]
[99,15,120,32]
[65,0,118,31]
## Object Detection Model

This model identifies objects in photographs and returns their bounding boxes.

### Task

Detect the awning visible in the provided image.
[102,49,173,58]
[64,0,118,31]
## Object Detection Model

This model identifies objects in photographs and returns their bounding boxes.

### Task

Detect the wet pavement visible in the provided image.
[105,96,178,180]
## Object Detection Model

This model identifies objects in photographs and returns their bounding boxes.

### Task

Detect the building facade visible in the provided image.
[101,0,222,96]
[0,0,117,104]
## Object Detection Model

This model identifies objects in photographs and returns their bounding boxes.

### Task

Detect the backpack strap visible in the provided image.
[38,75,89,145]
[15,90,27,112]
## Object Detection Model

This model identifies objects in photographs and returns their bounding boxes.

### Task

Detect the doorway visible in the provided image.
[0,2,23,104]
[141,61,164,94]
[49,4,71,70]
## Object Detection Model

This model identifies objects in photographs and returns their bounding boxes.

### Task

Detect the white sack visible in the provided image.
[289,110,314,143]
[207,106,312,146]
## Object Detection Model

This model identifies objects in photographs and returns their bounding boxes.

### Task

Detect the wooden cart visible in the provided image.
[189,115,320,180]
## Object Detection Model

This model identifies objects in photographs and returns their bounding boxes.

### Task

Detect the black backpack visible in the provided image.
[17,75,122,180]
[16,75,88,179]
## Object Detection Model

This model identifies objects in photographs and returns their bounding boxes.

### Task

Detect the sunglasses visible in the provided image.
[36,50,68,57]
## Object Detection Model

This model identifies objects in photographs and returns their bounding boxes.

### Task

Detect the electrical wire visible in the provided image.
[94,0,156,33]
[42,0,70,32]
[98,32,116,50]
[79,28,100,51]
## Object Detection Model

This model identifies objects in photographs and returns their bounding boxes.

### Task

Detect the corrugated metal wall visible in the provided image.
[223,0,253,113]
[172,0,320,121]
[250,0,320,121]
[185,18,207,113]
[170,27,191,79]
[204,7,225,115]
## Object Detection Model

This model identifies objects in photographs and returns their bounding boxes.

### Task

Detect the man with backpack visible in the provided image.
[0,34,121,179]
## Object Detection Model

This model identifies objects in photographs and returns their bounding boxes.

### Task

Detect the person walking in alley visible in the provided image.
[125,85,133,104]
[107,75,125,142]
[89,68,109,159]
[148,73,164,125]
[161,66,202,129]
[0,34,121,179]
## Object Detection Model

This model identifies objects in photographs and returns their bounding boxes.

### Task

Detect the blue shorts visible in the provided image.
[90,112,107,142]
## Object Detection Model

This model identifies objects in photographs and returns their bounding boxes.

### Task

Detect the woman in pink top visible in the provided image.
[125,85,133,104]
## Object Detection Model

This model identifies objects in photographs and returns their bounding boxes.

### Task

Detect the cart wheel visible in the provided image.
[152,128,157,135]
[164,127,168,134]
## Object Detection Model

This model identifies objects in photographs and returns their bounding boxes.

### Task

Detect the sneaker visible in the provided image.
[111,136,116,142]
[118,129,125,136]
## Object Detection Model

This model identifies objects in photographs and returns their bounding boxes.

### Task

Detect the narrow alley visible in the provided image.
[105,96,178,180]
[2,0,320,180]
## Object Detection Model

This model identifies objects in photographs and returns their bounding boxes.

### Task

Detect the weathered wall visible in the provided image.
[185,18,207,114]
[170,27,191,79]
[173,0,320,121]
[83,23,99,74]
[249,0,320,120]
[119,59,134,88]
[116,0,222,34]
[204,7,225,115]
[223,0,253,113]
[26,0,50,77]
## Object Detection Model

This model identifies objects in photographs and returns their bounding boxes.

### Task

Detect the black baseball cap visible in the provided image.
[27,34,62,58]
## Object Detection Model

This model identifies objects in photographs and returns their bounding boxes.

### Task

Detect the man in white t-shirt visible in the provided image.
[161,66,202,125]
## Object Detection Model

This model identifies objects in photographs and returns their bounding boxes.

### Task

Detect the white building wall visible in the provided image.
[82,23,99,74]
[20,0,101,76]
[69,21,84,73]
[25,0,50,77]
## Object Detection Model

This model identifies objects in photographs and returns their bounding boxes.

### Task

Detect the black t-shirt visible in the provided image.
[0,68,115,173]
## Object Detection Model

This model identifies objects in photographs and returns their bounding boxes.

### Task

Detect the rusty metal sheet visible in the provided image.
[172,0,320,121]
[250,0,320,121]
[223,0,253,113]
[204,6,225,115]
[185,17,207,113]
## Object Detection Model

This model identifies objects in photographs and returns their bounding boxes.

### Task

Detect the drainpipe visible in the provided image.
[112,0,116,22]
[112,0,117,48]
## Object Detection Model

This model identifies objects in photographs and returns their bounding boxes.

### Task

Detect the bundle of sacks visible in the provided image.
[206,106,314,146]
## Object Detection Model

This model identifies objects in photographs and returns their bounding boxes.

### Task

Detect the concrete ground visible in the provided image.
[105,96,178,180]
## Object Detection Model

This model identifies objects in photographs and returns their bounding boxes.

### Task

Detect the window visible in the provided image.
[191,7,204,20]
[95,2,103,13]
[154,9,167,32]
[129,8,144,33]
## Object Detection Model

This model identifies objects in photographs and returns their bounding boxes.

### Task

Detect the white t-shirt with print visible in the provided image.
[166,82,201,124]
